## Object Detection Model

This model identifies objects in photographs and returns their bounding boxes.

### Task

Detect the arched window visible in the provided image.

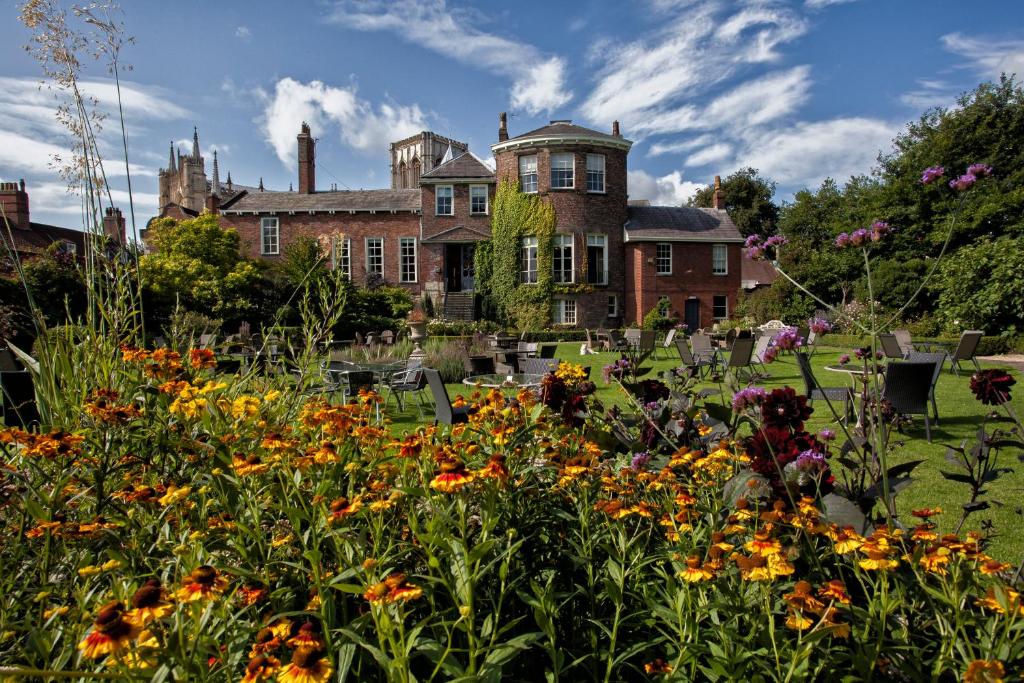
[398,160,408,188]
[410,157,421,186]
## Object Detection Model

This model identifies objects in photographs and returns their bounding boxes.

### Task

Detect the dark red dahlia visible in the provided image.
[970,369,1016,406]
[761,387,812,431]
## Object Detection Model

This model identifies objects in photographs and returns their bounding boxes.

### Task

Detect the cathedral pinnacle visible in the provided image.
[192,126,200,160]
[212,150,220,196]
[168,141,176,172]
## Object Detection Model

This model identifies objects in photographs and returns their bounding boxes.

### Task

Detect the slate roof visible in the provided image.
[624,206,744,242]
[509,120,622,143]
[2,223,87,256]
[741,253,779,288]
[420,152,495,180]
[220,188,421,214]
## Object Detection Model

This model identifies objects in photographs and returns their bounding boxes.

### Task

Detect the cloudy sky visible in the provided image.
[1,0,1023,230]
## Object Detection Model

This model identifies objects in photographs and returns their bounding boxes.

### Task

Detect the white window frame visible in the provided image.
[366,237,384,275]
[521,236,538,284]
[712,243,728,275]
[519,155,538,193]
[586,233,608,285]
[553,298,577,325]
[553,233,574,284]
[656,243,672,275]
[260,216,279,255]
[550,153,574,189]
[607,294,618,318]
[338,237,351,278]
[586,154,605,193]
[713,295,729,320]
[435,185,454,216]
[469,185,488,215]
[399,237,417,283]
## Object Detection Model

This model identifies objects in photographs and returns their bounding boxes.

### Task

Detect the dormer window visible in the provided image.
[435,185,453,215]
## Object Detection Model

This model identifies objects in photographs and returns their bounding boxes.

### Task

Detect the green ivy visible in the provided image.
[475,180,557,328]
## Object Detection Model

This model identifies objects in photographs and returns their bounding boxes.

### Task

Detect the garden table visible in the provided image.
[824,364,885,430]
[462,373,544,391]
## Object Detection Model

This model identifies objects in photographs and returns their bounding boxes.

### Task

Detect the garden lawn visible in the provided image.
[384,342,1024,561]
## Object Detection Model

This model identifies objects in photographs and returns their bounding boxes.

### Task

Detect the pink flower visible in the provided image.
[920,166,944,184]
[966,163,993,178]
[949,173,976,191]
[835,232,850,248]
[838,354,850,365]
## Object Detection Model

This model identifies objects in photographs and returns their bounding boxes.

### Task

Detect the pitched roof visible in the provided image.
[220,188,421,214]
[624,206,744,242]
[741,253,779,288]
[2,222,87,256]
[420,152,495,180]
[510,120,621,143]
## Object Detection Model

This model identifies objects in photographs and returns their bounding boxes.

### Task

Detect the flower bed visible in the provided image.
[0,351,1021,681]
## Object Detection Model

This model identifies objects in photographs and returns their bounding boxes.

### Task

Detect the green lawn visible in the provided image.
[382,342,1024,561]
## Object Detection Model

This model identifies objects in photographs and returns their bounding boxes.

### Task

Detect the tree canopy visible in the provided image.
[690,167,780,237]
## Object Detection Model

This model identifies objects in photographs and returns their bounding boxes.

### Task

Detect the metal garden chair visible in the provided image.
[882,361,937,442]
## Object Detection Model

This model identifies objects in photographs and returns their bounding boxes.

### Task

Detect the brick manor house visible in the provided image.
[147,118,744,330]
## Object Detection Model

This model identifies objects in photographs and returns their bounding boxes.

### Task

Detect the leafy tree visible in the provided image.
[140,213,261,330]
[932,235,1024,334]
[21,243,87,326]
[690,167,780,237]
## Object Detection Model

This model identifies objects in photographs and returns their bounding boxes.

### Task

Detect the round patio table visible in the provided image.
[824,364,884,430]
[462,373,544,390]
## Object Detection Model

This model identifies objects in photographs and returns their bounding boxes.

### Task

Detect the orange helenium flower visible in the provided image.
[176,566,229,602]
[78,602,140,659]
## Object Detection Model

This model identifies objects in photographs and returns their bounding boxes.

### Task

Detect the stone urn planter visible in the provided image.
[407,310,428,359]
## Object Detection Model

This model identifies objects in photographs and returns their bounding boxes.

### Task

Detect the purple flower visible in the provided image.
[744,234,763,249]
[809,318,831,335]
[732,386,768,413]
[875,350,884,360]
[853,347,867,360]
[921,166,945,185]
[835,232,850,248]
[795,449,827,473]
[762,346,779,364]
[745,245,765,260]
[631,451,651,471]
[773,328,803,351]
[764,235,788,248]
[870,221,894,242]
[818,428,836,442]
[838,353,850,365]
[849,228,870,247]
[950,173,976,191]
[966,163,993,178]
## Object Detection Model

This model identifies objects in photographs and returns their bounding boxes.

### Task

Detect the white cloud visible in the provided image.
[582,2,807,132]
[235,26,252,40]
[704,66,812,128]
[729,117,896,188]
[685,143,732,167]
[942,32,1024,80]
[326,0,571,114]
[20,180,158,220]
[900,79,958,110]
[646,135,714,157]
[262,77,428,167]
[627,169,703,206]
[805,0,859,8]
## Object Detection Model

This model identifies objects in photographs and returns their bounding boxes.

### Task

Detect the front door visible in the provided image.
[445,244,462,292]
[684,299,701,332]
[460,244,475,291]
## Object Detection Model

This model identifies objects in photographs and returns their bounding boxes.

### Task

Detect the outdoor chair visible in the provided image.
[517,342,539,358]
[752,334,773,376]
[725,336,756,382]
[538,344,557,359]
[797,326,810,346]
[637,331,657,360]
[675,340,711,378]
[424,368,473,425]
[906,351,946,424]
[948,330,984,376]
[465,355,495,376]
[354,332,365,346]
[381,330,395,345]
[656,328,677,360]
[0,370,39,428]
[624,329,642,349]
[893,329,915,356]
[198,333,217,349]
[690,333,720,373]
[521,357,560,376]
[878,333,907,360]
[795,352,853,423]
[606,329,629,352]
[882,361,937,442]
[383,360,427,415]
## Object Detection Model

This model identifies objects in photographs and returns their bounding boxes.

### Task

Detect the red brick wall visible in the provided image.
[220,212,423,293]
[624,241,742,328]
[493,145,628,328]
[420,183,494,240]
[0,183,30,230]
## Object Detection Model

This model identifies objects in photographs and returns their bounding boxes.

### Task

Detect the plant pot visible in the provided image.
[408,321,428,358]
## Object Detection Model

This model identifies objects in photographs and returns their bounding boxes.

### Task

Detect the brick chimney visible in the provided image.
[498,112,508,142]
[103,206,126,244]
[297,122,315,194]
[712,175,725,210]
[612,120,620,137]
[0,179,30,230]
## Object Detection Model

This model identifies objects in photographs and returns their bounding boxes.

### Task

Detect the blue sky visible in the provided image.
[2,0,1023,230]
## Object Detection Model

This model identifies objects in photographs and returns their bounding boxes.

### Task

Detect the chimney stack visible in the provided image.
[0,179,30,230]
[103,206,126,244]
[297,122,316,194]
[612,120,620,137]
[498,112,508,142]
[712,175,725,210]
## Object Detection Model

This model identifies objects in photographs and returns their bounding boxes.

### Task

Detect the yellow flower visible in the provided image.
[785,610,814,631]
[231,396,261,419]
[264,389,282,402]
[677,556,713,583]
[963,659,1004,683]
[278,648,332,683]
[78,565,102,578]
[78,602,139,659]
[159,485,191,506]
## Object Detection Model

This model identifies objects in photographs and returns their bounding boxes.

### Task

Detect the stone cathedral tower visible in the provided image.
[157,127,209,214]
